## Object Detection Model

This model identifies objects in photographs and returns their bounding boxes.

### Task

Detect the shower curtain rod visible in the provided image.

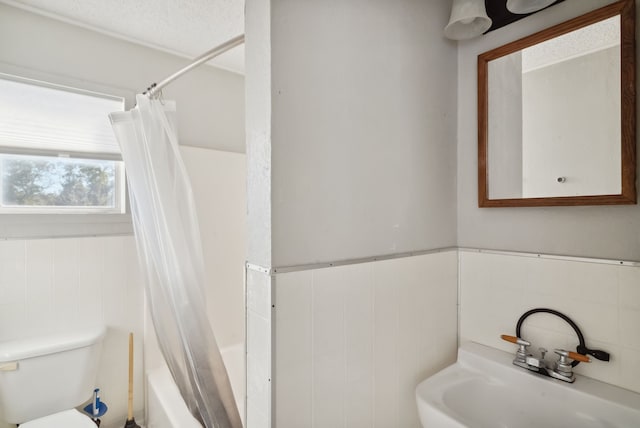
[143,34,245,98]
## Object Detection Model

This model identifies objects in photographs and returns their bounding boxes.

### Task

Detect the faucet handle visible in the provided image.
[501,335,530,346]
[553,349,589,381]
[501,335,531,365]
[554,348,590,363]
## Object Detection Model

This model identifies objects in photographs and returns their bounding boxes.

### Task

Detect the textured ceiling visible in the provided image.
[0,0,245,74]
[522,16,620,72]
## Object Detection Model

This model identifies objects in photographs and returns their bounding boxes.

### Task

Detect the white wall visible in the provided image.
[0,2,245,153]
[245,0,273,268]
[246,2,640,427]
[0,236,144,428]
[273,251,458,428]
[245,0,459,425]
[0,0,247,341]
[249,2,640,427]
[269,0,457,267]
[487,52,523,199]
[180,146,247,349]
[0,5,247,426]
[522,46,621,197]
[144,147,248,420]
[459,249,640,394]
[488,44,621,199]
[457,0,640,261]
[246,0,458,269]
[0,147,249,428]
[456,0,640,400]
[245,268,273,428]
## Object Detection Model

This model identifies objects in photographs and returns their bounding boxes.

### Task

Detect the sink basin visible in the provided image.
[416,342,640,428]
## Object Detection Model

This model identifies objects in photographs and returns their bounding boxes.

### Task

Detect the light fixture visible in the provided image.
[506,0,556,14]
[444,0,492,40]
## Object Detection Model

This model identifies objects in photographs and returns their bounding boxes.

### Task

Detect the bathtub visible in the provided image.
[146,344,245,428]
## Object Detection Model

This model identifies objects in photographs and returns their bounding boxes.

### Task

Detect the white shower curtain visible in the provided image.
[109,95,242,428]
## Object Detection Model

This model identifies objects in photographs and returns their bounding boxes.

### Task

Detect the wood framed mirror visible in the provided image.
[478,0,636,207]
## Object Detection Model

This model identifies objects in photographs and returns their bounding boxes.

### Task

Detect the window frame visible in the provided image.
[0,64,134,238]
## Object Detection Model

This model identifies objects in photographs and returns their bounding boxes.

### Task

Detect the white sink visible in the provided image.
[416,342,640,428]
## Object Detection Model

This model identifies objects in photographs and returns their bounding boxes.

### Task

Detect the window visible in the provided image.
[0,74,126,214]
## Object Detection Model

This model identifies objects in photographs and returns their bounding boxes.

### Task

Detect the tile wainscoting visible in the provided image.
[247,250,459,428]
[459,249,640,394]
[249,248,640,426]
[0,236,144,428]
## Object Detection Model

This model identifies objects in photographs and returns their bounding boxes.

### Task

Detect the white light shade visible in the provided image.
[445,0,492,40]
[507,0,556,14]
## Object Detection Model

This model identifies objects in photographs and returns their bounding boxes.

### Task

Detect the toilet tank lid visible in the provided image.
[0,327,106,363]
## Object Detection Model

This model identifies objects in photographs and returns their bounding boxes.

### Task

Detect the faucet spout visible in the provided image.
[525,355,545,369]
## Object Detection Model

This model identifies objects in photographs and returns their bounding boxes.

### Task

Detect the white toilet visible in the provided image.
[0,326,106,427]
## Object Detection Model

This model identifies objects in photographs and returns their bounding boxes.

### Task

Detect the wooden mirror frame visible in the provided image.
[478,0,636,207]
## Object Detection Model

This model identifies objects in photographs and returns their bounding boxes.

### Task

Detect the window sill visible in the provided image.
[0,213,133,239]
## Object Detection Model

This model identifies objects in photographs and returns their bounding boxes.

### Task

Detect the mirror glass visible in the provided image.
[478,0,635,207]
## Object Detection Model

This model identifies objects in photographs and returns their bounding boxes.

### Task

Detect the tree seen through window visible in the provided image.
[1,155,116,208]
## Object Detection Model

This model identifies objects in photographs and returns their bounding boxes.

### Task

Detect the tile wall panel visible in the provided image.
[273,251,458,428]
[273,271,312,427]
[459,250,640,394]
[246,269,272,427]
[0,236,144,428]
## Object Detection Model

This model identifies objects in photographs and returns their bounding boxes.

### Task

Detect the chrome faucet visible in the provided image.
[500,307,610,384]
[501,335,590,383]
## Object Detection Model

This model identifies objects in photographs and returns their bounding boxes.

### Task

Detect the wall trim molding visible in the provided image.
[246,246,640,275]
[458,247,640,267]
[246,247,458,275]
